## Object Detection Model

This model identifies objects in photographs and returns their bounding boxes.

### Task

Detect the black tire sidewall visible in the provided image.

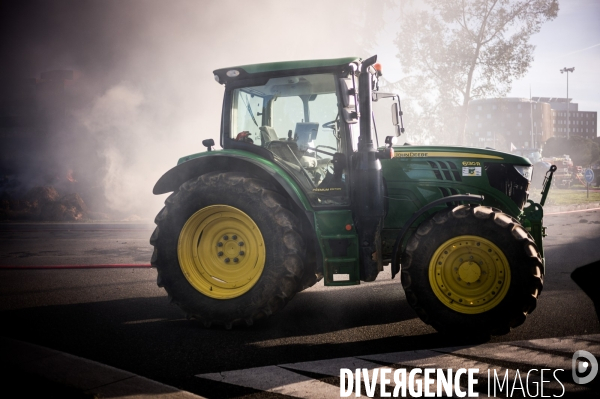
[402,206,541,334]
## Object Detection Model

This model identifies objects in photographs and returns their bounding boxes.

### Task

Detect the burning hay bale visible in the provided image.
[40,192,89,221]
[0,186,94,221]
[26,186,60,208]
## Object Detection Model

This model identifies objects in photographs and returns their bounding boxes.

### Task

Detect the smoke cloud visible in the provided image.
[1,0,393,219]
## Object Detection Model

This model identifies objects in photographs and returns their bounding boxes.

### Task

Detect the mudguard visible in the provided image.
[153,149,312,215]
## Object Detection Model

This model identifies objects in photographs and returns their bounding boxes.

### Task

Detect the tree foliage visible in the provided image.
[395,0,558,144]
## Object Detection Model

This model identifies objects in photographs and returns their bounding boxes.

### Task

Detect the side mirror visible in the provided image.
[391,103,400,126]
[391,103,405,136]
[202,138,215,151]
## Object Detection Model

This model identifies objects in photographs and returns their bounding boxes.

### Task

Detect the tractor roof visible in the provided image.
[213,56,360,85]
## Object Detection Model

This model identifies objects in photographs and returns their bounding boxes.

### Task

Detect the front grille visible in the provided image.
[427,161,462,181]
[485,163,529,209]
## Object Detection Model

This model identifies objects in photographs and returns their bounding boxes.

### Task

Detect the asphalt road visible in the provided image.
[0,209,599,397]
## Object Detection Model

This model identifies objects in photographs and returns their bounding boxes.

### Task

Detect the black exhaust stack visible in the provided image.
[352,55,384,282]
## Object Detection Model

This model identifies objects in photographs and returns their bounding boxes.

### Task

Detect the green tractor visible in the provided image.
[151,56,555,335]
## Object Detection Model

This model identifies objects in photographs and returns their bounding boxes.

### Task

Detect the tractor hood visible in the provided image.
[388,145,532,166]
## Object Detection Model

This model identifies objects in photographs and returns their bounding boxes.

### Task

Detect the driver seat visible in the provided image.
[259,126,279,146]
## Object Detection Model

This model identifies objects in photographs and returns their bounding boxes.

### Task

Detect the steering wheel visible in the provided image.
[322,120,337,130]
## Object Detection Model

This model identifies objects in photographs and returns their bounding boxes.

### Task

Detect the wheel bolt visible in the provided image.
[233,258,239,263]
[217,242,223,247]
[239,251,245,256]
[223,235,229,240]
[224,258,230,263]
[232,235,237,240]
[217,251,223,256]
[238,241,244,246]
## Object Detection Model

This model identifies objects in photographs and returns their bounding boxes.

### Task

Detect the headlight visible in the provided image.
[513,165,533,181]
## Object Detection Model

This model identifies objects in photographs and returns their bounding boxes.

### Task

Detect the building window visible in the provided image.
[519,113,522,118]
[477,105,482,110]
[517,122,521,127]
[487,114,491,119]
[475,114,479,119]
[487,131,491,136]
[475,132,479,136]
[507,113,510,118]
[519,131,522,135]
[518,104,521,109]
[493,105,497,110]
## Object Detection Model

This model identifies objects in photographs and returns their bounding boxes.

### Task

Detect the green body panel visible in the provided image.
[217,57,360,75]
[314,211,360,286]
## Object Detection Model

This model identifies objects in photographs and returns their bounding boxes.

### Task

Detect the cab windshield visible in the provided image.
[230,73,349,205]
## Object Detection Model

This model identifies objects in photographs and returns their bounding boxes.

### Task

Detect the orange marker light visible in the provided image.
[373,63,382,72]
[345,224,352,231]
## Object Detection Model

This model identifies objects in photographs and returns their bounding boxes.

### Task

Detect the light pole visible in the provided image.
[560,67,575,139]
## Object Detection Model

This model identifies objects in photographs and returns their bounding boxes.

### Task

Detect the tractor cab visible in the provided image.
[213,57,401,208]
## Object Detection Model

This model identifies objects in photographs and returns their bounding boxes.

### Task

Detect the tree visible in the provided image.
[395,0,558,144]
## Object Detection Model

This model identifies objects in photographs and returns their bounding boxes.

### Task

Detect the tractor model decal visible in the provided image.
[462,167,482,176]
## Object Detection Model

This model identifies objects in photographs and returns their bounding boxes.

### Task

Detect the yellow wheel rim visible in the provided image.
[428,235,511,314]
[178,205,266,300]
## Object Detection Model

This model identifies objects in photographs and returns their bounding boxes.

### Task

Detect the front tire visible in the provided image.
[150,172,305,328]
[401,205,543,336]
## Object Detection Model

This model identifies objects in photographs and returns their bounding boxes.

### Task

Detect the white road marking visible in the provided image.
[197,366,341,399]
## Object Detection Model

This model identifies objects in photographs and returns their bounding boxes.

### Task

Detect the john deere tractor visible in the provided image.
[151,56,555,335]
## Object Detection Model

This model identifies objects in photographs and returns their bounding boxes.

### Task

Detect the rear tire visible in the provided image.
[150,172,305,328]
[401,204,543,336]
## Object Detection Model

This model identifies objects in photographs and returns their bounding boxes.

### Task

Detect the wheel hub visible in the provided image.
[218,236,245,263]
[458,261,481,283]
[429,235,511,314]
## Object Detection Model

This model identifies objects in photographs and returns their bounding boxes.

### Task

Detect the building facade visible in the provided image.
[532,97,597,139]
[466,98,553,151]
[465,97,598,152]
